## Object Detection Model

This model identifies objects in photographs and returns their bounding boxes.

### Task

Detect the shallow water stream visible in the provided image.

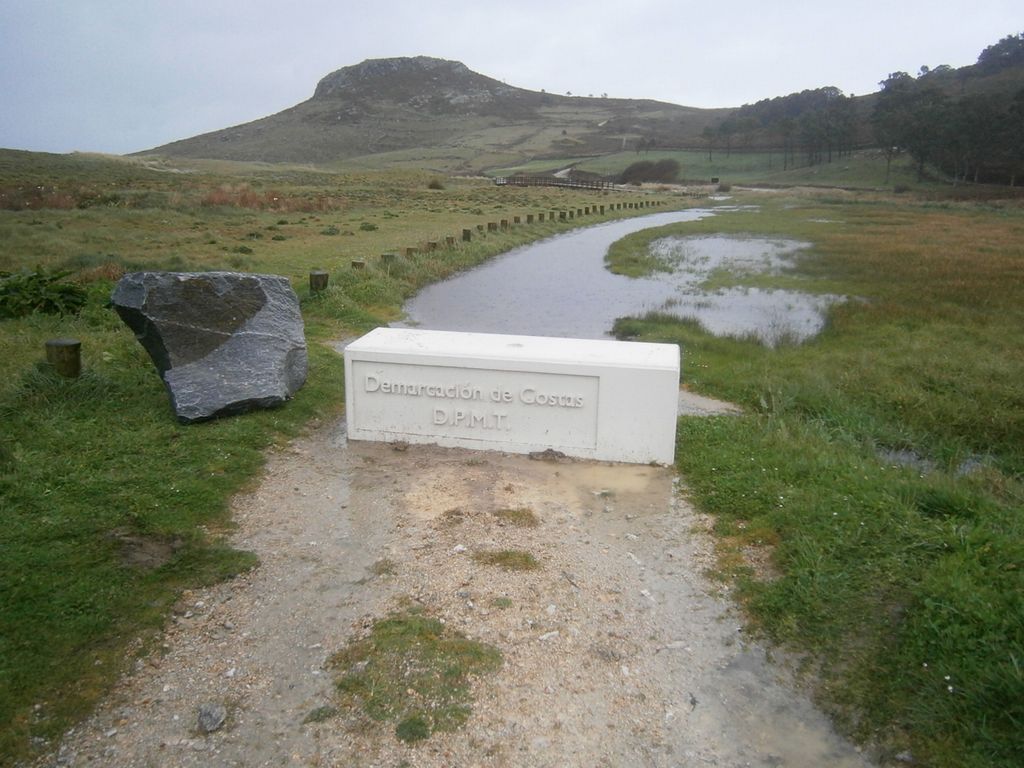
[399,209,840,344]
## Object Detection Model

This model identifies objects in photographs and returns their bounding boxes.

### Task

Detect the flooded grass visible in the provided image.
[608,231,844,345]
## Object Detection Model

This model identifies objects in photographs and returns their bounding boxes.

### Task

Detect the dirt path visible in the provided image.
[44,409,873,767]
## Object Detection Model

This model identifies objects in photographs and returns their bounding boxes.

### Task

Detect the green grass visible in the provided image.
[472,549,541,571]
[0,150,682,765]
[607,194,1024,767]
[491,507,540,527]
[329,610,502,742]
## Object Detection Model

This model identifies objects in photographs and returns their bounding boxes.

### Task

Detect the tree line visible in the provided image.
[872,33,1024,185]
[690,32,1023,186]
[705,86,861,170]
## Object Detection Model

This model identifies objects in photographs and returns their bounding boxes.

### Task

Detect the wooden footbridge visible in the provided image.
[493,175,614,191]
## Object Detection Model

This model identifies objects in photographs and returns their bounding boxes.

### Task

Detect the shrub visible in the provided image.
[358,222,378,232]
[619,159,680,184]
[427,178,445,190]
[0,268,88,319]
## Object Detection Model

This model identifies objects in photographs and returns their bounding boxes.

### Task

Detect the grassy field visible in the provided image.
[0,149,681,764]
[3,148,1022,766]
[606,191,1024,767]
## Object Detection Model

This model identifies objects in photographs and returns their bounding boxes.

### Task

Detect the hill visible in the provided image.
[133,35,1024,183]
[140,56,729,170]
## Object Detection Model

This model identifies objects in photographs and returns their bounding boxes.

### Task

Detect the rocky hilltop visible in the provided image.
[313,56,519,107]
[141,56,725,168]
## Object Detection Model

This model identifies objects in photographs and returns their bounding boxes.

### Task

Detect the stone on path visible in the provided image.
[197,702,227,734]
[112,272,307,423]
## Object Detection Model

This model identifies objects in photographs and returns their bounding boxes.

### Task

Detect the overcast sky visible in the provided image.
[0,0,1019,155]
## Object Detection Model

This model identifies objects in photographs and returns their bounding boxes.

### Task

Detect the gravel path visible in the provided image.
[42,408,874,767]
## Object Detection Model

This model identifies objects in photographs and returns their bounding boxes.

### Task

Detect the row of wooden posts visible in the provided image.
[44,199,669,377]
[309,198,668,292]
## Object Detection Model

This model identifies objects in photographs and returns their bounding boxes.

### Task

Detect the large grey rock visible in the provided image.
[112,272,307,423]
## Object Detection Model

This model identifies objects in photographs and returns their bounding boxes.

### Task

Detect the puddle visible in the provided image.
[399,215,841,346]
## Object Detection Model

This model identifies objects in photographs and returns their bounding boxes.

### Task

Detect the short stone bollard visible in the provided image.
[568,211,574,219]
[309,270,329,293]
[462,228,472,242]
[380,253,396,265]
[577,208,583,217]
[600,205,605,214]
[445,236,455,247]
[488,222,498,232]
[500,220,509,230]
[427,241,439,251]
[538,213,545,222]
[559,211,567,221]
[584,207,590,215]
[526,214,534,224]
[45,338,81,378]
[351,259,365,270]
[405,247,417,257]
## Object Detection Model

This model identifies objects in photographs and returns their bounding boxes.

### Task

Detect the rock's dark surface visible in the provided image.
[197,702,228,734]
[112,272,307,422]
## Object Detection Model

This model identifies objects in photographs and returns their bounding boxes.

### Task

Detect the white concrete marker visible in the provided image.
[344,328,680,464]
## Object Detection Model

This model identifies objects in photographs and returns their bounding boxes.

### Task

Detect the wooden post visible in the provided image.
[427,241,439,251]
[45,338,81,378]
[488,222,498,232]
[445,236,455,247]
[462,228,472,242]
[309,270,329,293]
[584,207,590,215]
[405,247,416,257]
[600,205,605,214]
[513,216,521,225]
[538,213,545,222]
[500,219,509,230]
[526,214,534,224]
[380,253,396,265]
[351,259,365,269]
[559,211,567,220]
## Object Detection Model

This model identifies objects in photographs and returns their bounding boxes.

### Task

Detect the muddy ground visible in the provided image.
[43,397,874,767]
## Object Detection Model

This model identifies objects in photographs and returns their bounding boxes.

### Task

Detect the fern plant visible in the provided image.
[0,267,88,319]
